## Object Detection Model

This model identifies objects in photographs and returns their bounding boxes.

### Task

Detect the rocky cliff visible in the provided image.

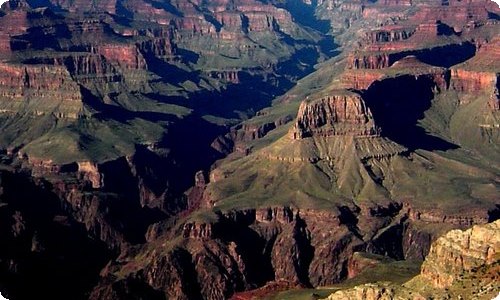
[420,220,499,289]
[290,91,379,139]
[0,62,83,118]
[87,203,411,299]
[324,220,500,300]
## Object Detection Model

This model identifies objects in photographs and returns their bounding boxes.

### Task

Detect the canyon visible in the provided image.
[0,0,499,299]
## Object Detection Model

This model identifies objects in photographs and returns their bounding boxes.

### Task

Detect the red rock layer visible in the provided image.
[48,0,117,14]
[97,44,147,70]
[412,5,492,30]
[340,71,385,90]
[450,69,497,94]
[0,62,82,117]
[138,37,177,60]
[290,92,379,139]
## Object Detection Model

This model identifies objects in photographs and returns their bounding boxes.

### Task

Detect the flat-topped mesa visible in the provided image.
[290,91,380,139]
[390,55,450,90]
[342,55,449,91]
[359,21,452,54]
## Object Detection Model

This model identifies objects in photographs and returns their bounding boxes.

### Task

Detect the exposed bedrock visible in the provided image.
[290,91,379,139]
[0,61,83,117]
[89,201,500,299]
[347,43,476,69]
[324,220,500,300]
[420,220,500,289]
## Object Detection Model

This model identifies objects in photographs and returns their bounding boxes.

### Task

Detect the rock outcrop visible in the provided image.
[420,220,500,288]
[290,91,379,139]
[91,199,498,300]
[450,69,497,95]
[324,283,398,300]
[324,220,500,300]
[0,62,83,118]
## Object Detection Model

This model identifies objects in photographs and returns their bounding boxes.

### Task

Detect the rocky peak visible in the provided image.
[290,90,380,139]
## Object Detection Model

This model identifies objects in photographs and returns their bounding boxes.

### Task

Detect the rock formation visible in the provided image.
[420,220,499,289]
[324,220,500,300]
[290,91,379,139]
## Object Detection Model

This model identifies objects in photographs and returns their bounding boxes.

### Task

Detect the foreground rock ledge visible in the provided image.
[323,220,500,300]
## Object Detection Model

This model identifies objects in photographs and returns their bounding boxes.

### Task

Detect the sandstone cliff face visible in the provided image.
[420,220,500,288]
[77,161,102,189]
[82,0,300,39]
[340,70,385,90]
[97,44,147,70]
[324,220,500,300]
[324,283,398,300]
[448,36,499,105]
[346,52,394,70]
[0,62,83,117]
[138,36,177,60]
[450,69,497,96]
[0,0,498,299]
[290,92,379,139]
[412,5,491,30]
[47,0,117,14]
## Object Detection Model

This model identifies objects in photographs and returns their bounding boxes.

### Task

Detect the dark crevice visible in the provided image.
[0,171,113,300]
[488,204,500,222]
[214,214,276,287]
[293,216,314,287]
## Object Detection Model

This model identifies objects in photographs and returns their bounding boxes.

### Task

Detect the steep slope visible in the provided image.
[324,220,500,300]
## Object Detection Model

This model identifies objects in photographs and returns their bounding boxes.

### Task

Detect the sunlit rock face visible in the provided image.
[290,91,379,139]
